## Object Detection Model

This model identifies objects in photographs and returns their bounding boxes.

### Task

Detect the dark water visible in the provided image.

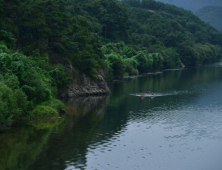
[1,63,222,170]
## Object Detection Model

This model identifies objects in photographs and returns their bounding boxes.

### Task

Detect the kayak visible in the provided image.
[140,93,155,97]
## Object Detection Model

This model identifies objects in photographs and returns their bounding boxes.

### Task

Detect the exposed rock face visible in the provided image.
[63,65,110,97]
[68,73,110,97]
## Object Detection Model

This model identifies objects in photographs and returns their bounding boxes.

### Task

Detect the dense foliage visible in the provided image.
[1,0,222,80]
[63,0,222,79]
[0,0,105,77]
[1,0,222,128]
[194,6,222,32]
[104,0,222,78]
[0,43,65,130]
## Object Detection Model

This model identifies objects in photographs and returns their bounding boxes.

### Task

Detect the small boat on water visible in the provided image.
[140,93,155,97]
[150,93,155,97]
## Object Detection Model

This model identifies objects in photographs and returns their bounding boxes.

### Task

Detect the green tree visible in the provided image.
[88,0,128,40]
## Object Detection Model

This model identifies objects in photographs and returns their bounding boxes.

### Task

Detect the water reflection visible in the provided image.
[0,127,52,170]
[28,96,110,170]
[65,96,109,117]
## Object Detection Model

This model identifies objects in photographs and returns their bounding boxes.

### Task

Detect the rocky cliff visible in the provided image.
[65,65,110,97]
[68,74,110,96]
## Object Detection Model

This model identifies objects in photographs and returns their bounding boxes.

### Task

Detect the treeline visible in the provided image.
[64,0,222,79]
[106,0,222,78]
[1,0,222,79]
[1,0,222,129]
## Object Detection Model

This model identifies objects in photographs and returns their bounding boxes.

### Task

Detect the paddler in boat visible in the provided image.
[151,92,155,99]
[140,89,145,96]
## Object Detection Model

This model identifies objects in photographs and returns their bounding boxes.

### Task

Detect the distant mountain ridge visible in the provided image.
[194,6,222,32]
[156,0,222,11]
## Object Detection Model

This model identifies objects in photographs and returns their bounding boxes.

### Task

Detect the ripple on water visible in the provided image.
[82,96,222,170]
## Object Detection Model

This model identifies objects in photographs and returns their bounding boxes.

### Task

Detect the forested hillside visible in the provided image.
[156,0,222,11]
[107,0,222,78]
[1,0,222,129]
[194,6,222,32]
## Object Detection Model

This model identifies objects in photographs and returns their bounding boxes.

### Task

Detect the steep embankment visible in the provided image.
[194,6,222,32]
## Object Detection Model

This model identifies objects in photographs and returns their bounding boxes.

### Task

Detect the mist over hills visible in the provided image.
[156,0,222,11]
[194,6,222,32]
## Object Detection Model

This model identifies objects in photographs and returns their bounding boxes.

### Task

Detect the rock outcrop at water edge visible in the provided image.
[65,66,110,97]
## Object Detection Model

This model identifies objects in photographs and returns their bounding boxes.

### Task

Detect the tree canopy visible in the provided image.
[1,0,222,80]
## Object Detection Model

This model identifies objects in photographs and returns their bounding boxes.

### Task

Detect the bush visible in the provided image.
[21,69,51,104]
[0,76,28,130]
[49,64,71,97]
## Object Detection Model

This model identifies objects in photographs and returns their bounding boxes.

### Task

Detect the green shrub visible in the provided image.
[21,69,51,104]
[49,64,71,97]
[0,77,28,130]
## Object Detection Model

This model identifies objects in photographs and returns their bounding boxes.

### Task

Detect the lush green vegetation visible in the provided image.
[194,6,222,32]
[0,43,66,130]
[1,0,222,129]
[1,0,222,79]
[63,0,222,79]
[102,0,222,78]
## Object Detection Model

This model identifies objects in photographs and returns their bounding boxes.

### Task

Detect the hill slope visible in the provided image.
[156,0,222,11]
[194,6,222,32]
[1,0,222,80]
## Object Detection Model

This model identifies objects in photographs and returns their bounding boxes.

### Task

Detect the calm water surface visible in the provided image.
[1,63,222,170]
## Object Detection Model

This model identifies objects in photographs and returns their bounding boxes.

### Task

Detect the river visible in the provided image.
[1,63,222,170]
